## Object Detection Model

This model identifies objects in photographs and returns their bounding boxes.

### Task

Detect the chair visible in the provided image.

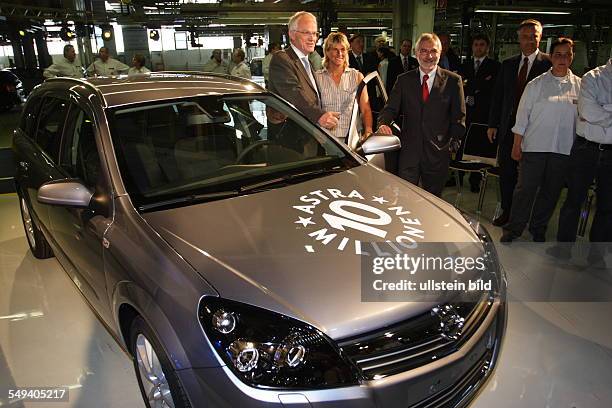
[577,182,596,238]
[479,166,502,220]
[449,123,497,211]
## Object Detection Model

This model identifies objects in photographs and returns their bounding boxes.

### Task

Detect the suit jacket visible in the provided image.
[269,46,324,124]
[349,52,377,75]
[378,68,466,168]
[460,56,501,124]
[440,49,461,72]
[488,51,551,144]
[386,55,419,93]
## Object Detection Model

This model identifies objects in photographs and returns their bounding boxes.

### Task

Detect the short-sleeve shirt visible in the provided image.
[314,67,361,141]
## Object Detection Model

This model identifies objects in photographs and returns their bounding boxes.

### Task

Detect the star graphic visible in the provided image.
[295,217,315,227]
[372,196,388,204]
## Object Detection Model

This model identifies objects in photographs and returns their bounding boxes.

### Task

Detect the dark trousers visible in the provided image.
[505,152,569,236]
[400,155,450,197]
[557,137,612,243]
[498,132,519,212]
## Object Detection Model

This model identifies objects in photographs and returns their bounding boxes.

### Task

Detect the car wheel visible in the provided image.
[19,195,54,259]
[129,316,191,408]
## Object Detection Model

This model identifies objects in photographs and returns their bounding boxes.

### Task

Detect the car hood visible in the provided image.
[142,164,482,340]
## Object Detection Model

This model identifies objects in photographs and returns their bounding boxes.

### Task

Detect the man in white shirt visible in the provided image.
[86,47,129,76]
[229,48,252,80]
[203,49,229,74]
[262,42,280,87]
[553,58,612,262]
[43,45,83,79]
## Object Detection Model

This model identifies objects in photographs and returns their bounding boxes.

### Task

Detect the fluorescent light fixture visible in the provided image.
[475,6,571,15]
[346,26,389,30]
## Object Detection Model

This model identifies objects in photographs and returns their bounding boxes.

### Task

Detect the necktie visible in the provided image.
[301,56,318,95]
[474,59,481,74]
[515,56,530,111]
[403,56,410,72]
[422,74,430,103]
[356,55,363,70]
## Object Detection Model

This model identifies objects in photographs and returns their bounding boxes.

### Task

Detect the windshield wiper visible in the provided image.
[240,167,346,193]
[139,190,242,212]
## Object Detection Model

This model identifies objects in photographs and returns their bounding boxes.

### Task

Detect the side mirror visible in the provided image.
[359,134,401,155]
[38,180,93,208]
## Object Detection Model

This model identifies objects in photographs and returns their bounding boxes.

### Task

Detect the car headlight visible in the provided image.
[460,212,506,298]
[198,297,359,389]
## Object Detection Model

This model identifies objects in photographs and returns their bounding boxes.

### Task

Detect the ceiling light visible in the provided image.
[474,6,571,15]
[101,26,113,41]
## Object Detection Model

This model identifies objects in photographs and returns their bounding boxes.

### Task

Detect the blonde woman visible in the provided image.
[314,32,373,143]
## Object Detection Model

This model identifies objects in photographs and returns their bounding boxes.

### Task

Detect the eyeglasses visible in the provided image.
[293,30,319,38]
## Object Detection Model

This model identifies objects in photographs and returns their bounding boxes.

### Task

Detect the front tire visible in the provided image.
[129,316,191,408]
[19,195,53,259]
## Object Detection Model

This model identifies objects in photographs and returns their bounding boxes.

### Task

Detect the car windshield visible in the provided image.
[107,94,359,210]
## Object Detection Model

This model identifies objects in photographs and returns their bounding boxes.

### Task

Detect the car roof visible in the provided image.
[46,72,266,108]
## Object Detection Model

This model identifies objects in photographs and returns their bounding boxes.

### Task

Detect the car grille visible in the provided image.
[338,298,492,380]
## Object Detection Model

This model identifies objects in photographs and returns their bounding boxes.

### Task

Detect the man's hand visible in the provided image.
[318,112,340,129]
[376,124,393,135]
[511,142,522,161]
[487,127,497,143]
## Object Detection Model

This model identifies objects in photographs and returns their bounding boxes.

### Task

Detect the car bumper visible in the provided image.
[178,298,506,408]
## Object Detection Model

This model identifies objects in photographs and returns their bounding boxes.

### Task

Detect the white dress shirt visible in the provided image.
[512,69,581,155]
[517,49,539,78]
[262,53,273,81]
[127,66,150,76]
[230,61,252,80]
[290,44,318,96]
[203,59,228,74]
[576,58,612,144]
[420,66,437,90]
[87,58,129,76]
[43,57,83,79]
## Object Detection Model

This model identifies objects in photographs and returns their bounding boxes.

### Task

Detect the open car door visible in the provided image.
[346,71,401,174]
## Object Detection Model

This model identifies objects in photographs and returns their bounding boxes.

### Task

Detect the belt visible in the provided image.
[577,136,612,150]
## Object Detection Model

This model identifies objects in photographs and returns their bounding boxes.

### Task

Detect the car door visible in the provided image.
[47,99,114,324]
[14,95,70,230]
[346,71,401,174]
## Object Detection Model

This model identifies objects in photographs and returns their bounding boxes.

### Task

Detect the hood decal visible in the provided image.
[292,188,427,255]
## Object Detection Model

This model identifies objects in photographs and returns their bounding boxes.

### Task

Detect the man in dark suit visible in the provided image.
[438,33,461,73]
[348,34,377,75]
[269,11,339,130]
[457,33,501,192]
[487,19,551,226]
[387,38,419,92]
[377,33,466,197]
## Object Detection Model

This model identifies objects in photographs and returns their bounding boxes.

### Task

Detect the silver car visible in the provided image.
[13,72,506,408]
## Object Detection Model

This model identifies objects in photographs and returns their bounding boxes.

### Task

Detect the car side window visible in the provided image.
[20,96,43,137]
[59,106,100,189]
[35,97,70,162]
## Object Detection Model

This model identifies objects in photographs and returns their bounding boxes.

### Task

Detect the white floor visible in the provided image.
[1,191,611,408]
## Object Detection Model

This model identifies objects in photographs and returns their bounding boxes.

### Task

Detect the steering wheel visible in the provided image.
[235,140,273,164]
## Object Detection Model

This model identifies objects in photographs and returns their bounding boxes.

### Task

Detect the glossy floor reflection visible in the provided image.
[1,192,611,407]
[0,194,143,408]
